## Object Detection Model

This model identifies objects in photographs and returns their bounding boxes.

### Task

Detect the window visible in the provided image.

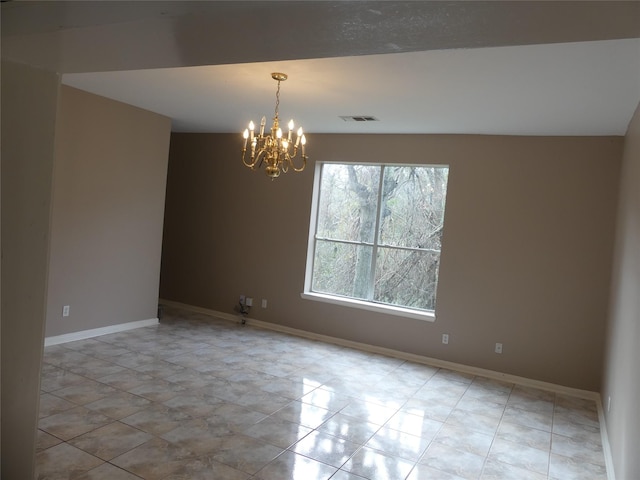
[304,163,449,319]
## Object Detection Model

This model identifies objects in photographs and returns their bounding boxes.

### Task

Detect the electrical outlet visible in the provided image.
[261,299,267,308]
[62,305,70,317]
[442,334,449,345]
[495,343,503,354]
[246,297,253,307]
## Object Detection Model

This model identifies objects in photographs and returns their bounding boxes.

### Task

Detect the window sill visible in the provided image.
[300,292,436,322]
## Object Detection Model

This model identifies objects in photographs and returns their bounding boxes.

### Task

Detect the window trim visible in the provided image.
[303,161,445,323]
[300,291,436,322]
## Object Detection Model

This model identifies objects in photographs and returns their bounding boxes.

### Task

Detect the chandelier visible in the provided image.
[242,72,307,179]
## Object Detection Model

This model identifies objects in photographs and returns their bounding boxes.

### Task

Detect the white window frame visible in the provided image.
[302,161,448,322]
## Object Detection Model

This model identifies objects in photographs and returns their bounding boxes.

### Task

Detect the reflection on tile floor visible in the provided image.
[36,306,608,479]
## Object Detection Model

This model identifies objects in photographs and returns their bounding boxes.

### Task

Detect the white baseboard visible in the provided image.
[596,397,617,480]
[44,318,159,346]
[159,299,599,401]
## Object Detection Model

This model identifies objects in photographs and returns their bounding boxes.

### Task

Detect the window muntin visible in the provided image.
[308,163,449,314]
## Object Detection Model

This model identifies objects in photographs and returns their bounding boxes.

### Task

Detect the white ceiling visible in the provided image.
[63,38,640,136]
[3,1,639,136]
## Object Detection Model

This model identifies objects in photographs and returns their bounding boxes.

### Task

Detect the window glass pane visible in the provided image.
[379,166,448,250]
[374,247,440,311]
[316,164,380,244]
[312,239,373,300]
[309,163,449,315]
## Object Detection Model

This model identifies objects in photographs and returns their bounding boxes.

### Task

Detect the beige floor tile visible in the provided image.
[110,437,195,480]
[342,445,415,479]
[300,387,354,412]
[419,442,486,479]
[162,392,224,417]
[242,415,313,449]
[502,404,553,432]
[488,437,550,475]
[51,380,118,405]
[74,462,143,480]
[365,424,432,461]
[160,417,235,455]
[36,429,62,452]
[84,391,152,419]
[548,452,608,480]
[551,433,605,466]
[160,454,250,480]
[253,450,337,480]
[383,409,444,440]
[273,400,335,429]
[407,463,469,480]
[317,412,382,444]
[209,433,285,475]
[36,307,610,480]
[120,403,193,435]
[35,443,103,480]
[480,458,547,480]
[329,470,369,480]
[496,420,552,451]
[39,406,112,441]
[289,430,360,468]
[432,423,494,457]
[69,421,152,460]
[446,408,501,436]
[38,392,76,418]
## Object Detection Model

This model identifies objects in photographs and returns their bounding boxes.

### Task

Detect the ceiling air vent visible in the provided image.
[339,115,379,122]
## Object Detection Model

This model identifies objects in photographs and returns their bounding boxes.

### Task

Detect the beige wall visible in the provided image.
[1,60,60,479]
[161,133,622,391]
[603,102,640,479]
[45,86,171,337]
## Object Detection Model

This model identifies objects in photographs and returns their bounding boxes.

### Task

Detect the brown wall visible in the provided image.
[45,86,171,337]
[603,102,640,479]
[161,133,622,391]
[1,61,59,479]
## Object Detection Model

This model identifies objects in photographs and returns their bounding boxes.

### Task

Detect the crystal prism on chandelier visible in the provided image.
[241,72,307,179]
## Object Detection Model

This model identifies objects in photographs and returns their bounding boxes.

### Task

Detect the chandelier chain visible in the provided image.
[274,80,281,119]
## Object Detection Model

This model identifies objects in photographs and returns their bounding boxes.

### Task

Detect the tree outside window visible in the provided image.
[310,163,449,313]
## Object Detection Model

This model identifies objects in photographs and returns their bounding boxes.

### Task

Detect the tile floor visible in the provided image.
[36,306,608,479]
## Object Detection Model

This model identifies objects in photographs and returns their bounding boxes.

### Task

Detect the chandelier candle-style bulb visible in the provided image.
[287,120,294,141]
[260,116,266,136]
[240,72,308,179]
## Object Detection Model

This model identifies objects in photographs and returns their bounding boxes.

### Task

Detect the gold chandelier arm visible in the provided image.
[255,149,267,170]
[289,153,307,173]
[242,148,259,168]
